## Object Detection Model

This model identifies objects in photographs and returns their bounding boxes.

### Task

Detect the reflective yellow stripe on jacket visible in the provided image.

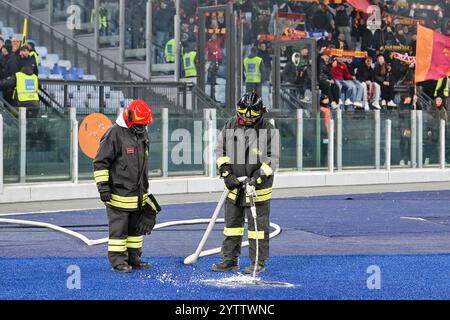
[107,194,157,210]
[94,169,109,183]
[227,187,272,203]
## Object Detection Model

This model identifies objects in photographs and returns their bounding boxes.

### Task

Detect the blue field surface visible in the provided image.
[2,190,450,300]
[1,254,450,300]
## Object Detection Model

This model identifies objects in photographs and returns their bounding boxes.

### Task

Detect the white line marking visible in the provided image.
[400,216,428,222]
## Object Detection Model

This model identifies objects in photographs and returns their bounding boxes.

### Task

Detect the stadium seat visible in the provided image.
[46,54,60,65]
[38,67,51,79]
[35,46,48,59]
[40,59,55,69]
[1,27,14,40]
[58,60,72,69]
[69,67,84,79]
[52,65,68,77]
[0,21,4,29]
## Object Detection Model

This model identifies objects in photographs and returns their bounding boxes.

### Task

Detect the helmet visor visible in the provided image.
[237,108,261,118]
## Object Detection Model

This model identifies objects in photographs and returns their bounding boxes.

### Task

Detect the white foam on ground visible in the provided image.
[198,273,296,289]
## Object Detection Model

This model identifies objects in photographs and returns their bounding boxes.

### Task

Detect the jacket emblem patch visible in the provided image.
[126,147,135,155]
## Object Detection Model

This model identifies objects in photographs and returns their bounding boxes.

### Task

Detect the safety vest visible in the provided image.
[29,51,39,67]
[435,77,449,97]
[91,9,108,29]
[244,56,262,83]
[183,51,197,78]
[164,39,175,63]
[99,15,107,29]
[15,72,39,102]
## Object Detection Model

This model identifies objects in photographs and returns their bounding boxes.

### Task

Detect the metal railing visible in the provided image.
[0,0,148,81]
[38,79,193,115]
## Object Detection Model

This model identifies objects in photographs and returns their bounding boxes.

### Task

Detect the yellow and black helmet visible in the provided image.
[236,91,265,123]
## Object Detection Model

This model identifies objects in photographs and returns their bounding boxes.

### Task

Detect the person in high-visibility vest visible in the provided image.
[0,64,40,118]
[183,46,197,78]
[91,6,108,35]
[243,47,264,96]
[27,42,39,68]
[164,38,175,63]
[435,77,450,108]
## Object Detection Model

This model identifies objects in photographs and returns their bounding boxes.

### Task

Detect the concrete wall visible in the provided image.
[1,169,450,204]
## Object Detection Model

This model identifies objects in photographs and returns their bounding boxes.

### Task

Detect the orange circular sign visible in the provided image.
[79,113,113,159]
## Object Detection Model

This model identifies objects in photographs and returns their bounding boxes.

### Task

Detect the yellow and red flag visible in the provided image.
[415,24,450,83]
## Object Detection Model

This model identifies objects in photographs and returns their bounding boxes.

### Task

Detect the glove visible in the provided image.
[224,174,242,190]
[99,191,112,202]
[136,205,157,235]
[243,177,257,187]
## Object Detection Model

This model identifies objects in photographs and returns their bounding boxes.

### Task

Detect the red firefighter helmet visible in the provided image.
[123,99,154,128]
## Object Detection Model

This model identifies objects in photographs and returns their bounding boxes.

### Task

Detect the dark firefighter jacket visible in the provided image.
[216,115,280,205]
[93,114,156,212]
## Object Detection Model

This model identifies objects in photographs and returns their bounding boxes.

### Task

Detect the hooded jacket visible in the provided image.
[93,113,153,212]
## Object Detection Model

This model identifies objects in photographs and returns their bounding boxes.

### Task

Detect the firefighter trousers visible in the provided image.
[221,199,270,264]
[106,205,155,268]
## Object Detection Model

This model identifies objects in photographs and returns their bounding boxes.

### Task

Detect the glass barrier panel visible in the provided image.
[31,0,49,11]
[3,117,20,183]
[26,117,71,181]
[341,113,376,169]
[168,115,204,176]
[125,0,147,61]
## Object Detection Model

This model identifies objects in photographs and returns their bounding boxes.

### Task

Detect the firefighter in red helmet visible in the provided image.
[93,99,161,273]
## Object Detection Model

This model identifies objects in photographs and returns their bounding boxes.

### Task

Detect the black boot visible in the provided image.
[113,264,132,273]
[130,260,150,269]
[244,262,265,274]
[211,259,239,272]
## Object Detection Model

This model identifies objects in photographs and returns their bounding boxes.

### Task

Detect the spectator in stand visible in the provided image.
[281,49,297,85]
[424,96,447,165]
[312,3,331,32]
[356,57,381,110]
[331,56,364,110]
[330,3,354,50]
[18,45,38,76]
[257,42,271,81]
[2,41,19,79]
[318,52,339,109]
[0,37,5,80]
[374,55,397,108]
[398,94,414,166]
[334,32,350,50]
[205,33,225,101]
[361,21,382,59]
[153,0,175,64]
[317,31,334,50]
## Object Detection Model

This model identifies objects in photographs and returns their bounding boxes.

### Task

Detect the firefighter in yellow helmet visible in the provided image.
[212,91,280,274]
